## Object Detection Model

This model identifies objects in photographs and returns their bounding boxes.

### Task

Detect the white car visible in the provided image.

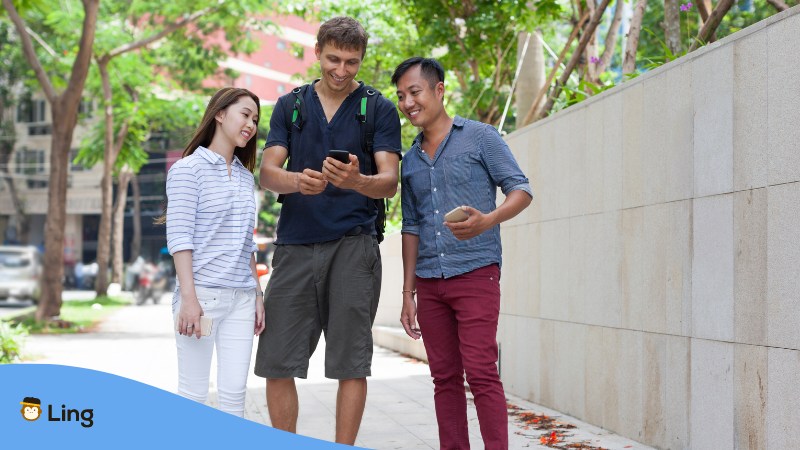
[0,245,42,304]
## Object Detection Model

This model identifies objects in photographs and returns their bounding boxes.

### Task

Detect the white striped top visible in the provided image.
[166,146,258,289]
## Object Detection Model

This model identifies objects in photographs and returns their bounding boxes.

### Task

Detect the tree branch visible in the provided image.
[445,4,480,82]
[696,0,718,42]
[623,0,648,74]
[63,0,100,109]
[597,0,624,74]
[538,0,612,119]
[689,0,735,51]
[107,6,215,59]
[766,0,790,11]
[1,0,56,102]
[112,88,140,159]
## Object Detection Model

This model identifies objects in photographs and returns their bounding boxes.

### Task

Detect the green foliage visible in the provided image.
[18,296,130,334]
[0,320,28,364]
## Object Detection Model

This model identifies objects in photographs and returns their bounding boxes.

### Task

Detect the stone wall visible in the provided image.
[498,7,800,449]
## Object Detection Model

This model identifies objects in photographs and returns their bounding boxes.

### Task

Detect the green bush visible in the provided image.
[0,321,29,364]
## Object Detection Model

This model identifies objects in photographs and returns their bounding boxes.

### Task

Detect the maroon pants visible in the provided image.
[417,264,507,450]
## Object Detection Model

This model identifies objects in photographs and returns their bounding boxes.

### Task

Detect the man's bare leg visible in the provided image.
[335,378,367,445]
[267,378,299,433]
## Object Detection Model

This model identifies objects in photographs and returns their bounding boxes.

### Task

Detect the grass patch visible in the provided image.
[14,296,131,334]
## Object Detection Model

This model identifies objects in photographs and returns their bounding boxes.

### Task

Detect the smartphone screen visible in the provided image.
[328,149,350,164]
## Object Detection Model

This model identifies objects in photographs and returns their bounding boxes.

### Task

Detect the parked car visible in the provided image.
[0,245,42,304]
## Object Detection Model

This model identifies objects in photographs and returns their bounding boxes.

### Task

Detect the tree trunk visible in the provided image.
[584,0,599,82]
[128,174,141,263]
[1,0,100,321]
[39,105,74,320]
[689,0,735,51]
[623,0,648,75]
[596,0,625,75]
[522,12,589,126]
[696,0,718,42]
[539,0,612,119]
[664,0,682,56]
[94,59,115,296]
[515,30,545,126]
[111,170,132,283]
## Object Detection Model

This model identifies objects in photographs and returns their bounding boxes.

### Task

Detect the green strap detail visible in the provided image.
[360,97,367,121]
[291,97,301,124]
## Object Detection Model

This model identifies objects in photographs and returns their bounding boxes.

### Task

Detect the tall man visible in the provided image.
[393,57,532,449]
[254,17,401,445]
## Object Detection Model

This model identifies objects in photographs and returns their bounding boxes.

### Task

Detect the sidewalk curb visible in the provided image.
[373,325,428,362]
[0,306,36,322]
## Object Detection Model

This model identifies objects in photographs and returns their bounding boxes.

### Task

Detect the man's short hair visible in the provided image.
[317,16,369,57]
[391,57,445,87]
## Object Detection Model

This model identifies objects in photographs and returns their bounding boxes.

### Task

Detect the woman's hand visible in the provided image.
[254,292,265,335]
[178,294,204,339]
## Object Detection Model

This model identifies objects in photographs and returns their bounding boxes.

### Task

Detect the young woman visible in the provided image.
[165,87,265,417]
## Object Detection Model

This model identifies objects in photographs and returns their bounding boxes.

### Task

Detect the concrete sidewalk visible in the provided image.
[20,298,652,449]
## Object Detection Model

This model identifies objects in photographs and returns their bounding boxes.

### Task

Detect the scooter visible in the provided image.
[135,262,169,305]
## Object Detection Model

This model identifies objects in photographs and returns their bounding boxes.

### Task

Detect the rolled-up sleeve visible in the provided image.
[166,161,198,254]
[400,163,420,236]
[480,125,533,198]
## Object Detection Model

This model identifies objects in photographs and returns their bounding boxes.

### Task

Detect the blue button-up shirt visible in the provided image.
[166,146,258,289]
[401,116,532,279]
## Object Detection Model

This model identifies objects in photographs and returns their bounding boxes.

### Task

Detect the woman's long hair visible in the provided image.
[182,87,261,171]
[155,87,261,225]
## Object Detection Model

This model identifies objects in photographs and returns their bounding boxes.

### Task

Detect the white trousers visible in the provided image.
[173,286,256,417]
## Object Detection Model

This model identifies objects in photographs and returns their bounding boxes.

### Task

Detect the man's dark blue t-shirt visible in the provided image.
[265,81,402,245]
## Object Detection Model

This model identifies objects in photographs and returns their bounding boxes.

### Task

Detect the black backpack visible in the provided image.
[275,83,388,243]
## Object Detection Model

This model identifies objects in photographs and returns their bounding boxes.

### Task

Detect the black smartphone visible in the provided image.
[328,149,350,164]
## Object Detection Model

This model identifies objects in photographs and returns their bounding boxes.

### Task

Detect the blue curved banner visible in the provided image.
[0,364,355,449]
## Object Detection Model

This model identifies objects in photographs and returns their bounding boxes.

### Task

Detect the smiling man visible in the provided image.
[253,17,401,445]
[393,57,532,450]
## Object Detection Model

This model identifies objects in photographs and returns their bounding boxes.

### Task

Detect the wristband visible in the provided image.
[402,290,416,295]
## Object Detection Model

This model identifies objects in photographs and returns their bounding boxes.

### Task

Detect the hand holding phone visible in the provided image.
[328,149,350,164]
[175,316,212,337]
[444,206,469,223]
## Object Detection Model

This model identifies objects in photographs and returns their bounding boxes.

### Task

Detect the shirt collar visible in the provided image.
[196,146,243,168]
[411,115,466,148]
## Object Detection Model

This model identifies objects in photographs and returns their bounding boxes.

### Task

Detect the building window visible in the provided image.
[277,84,286,94]
[276,40,287,51]
[16,99,46,123]
[28,124,52,136]
[14,148,47,189]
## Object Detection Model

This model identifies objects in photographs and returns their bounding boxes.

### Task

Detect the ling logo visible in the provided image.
[19,396,94,428]
[20,397,42,421]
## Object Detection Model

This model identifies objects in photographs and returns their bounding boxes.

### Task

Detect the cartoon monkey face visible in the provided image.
[22,404,41,421]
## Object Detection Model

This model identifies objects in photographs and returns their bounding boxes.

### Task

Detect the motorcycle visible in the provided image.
[135,262,170,305]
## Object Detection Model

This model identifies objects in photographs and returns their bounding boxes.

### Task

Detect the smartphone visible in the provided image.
[175,316,212,336]
[444,206,469,223]
[328,149,350,164]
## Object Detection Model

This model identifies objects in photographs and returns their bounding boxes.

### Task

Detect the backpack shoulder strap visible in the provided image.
[358,85,380,175]
[357,85,388,242]
[276,84,309,204]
